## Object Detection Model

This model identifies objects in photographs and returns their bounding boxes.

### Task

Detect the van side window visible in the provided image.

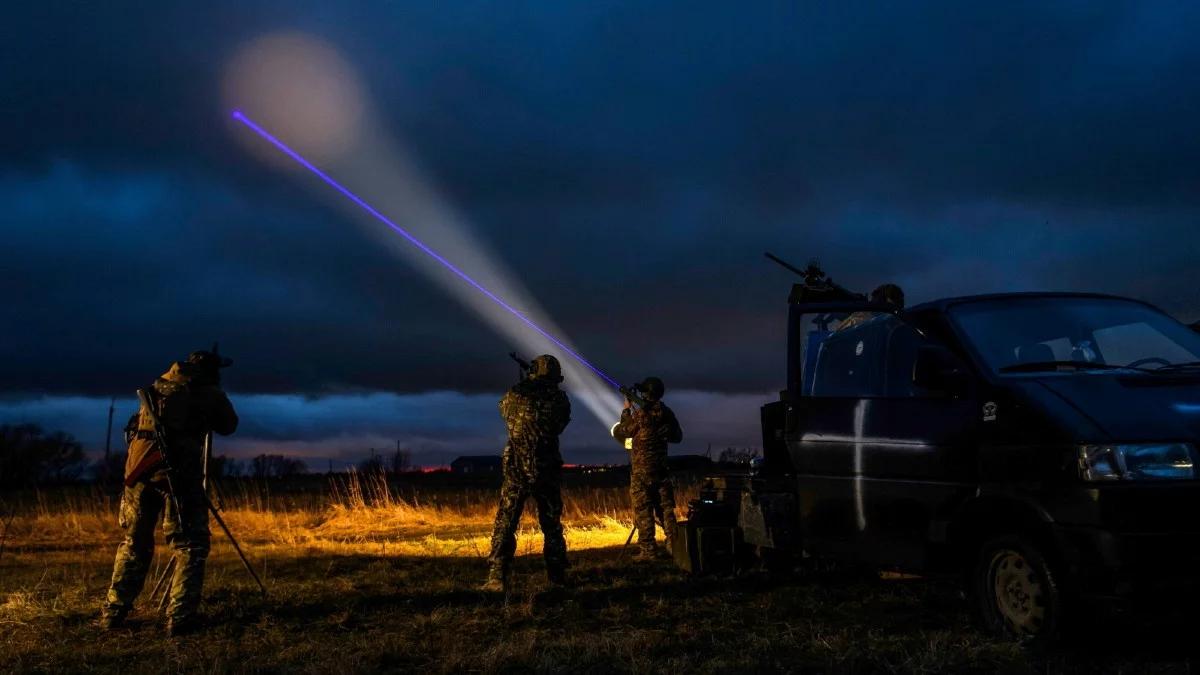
[883,319,937,397]
[809,313,888,397]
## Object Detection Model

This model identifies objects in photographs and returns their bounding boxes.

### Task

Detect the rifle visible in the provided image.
[508,352,531,380]
[135,388,187,530]
[137,388,266,596]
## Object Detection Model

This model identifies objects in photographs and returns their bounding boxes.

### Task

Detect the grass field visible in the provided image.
[1,474,1196,673]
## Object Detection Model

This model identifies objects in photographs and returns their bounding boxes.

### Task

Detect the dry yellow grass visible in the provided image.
[0,476,1180,673]
[0,471,693,560]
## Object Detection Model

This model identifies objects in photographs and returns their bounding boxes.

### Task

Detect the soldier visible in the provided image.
[482,354,572,590]
[612,377,682,561]
[100,349,238,635]
[837,283,906,332]
[870,283,905,308]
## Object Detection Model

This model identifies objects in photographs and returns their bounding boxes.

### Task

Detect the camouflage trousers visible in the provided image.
[103,477,211,622]
[486,472,567,580]
[631,472,677,553]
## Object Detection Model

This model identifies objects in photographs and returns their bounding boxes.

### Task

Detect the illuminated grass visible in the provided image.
[0,471,671,559]
[0,478,1189,673]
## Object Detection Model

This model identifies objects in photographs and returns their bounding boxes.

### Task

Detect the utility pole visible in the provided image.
[104,397,115,462]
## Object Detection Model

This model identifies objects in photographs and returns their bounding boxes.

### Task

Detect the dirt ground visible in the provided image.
[3,537,1198,674]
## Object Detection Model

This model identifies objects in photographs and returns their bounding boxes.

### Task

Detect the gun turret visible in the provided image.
[764,252,866,304]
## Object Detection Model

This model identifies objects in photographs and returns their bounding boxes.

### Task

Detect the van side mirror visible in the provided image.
[913,345,969,397]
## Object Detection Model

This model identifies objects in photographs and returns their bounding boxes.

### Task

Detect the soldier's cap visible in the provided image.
[636,376,665,401]
[187,350,233,370]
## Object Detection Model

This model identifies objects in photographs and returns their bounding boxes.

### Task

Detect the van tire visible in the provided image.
[972,535,1062,647]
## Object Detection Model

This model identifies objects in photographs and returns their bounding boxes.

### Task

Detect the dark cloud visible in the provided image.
[4,2,1200,457]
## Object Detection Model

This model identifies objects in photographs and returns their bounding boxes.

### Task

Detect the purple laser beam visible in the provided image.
[231,109,621,390]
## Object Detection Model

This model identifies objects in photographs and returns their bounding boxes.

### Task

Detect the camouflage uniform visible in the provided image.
[485,355,572,587]
[102,353,238,631]
[612,378,682,557]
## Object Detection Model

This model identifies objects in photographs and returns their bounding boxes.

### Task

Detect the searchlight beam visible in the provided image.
[231,110,620,390]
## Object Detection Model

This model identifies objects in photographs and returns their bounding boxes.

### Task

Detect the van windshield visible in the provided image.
[949,297,1200,376]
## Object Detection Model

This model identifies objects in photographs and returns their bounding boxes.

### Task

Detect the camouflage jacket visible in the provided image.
[612,401,682,475]
[499,378,571,479]
[124,362,239,485]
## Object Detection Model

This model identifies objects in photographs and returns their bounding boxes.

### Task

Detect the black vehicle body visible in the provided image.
[676,289,1200,609]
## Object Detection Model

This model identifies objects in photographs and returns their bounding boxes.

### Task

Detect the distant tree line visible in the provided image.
[0,423,322,487]
[358,448,412,475]
[248,454,308,479]
[0,424,87,489]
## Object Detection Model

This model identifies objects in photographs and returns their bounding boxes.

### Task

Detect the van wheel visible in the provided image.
[972,535,1061,646]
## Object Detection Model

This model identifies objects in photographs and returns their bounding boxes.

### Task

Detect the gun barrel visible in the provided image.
[764,251,809,277]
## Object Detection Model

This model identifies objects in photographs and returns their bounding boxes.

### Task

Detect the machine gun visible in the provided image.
[764,252,866,304]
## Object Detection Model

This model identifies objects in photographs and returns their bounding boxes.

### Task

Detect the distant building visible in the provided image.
[450,455,503,474]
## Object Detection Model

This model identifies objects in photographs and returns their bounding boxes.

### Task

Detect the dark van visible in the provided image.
[676,286,1200,644]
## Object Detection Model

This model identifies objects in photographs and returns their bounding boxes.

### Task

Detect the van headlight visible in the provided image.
[1078,443,1198,481]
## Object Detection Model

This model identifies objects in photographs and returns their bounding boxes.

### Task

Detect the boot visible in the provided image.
[633,544,658,562]
[98,608,127,631]
[165,614,201,637]
[480,564,509,592]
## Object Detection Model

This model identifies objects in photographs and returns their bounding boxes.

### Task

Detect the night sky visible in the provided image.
[4,2,1200,467]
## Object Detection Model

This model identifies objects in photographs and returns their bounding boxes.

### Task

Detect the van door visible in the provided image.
[866,317,978,569]
[793,313,978,570]
[791,312,888,559]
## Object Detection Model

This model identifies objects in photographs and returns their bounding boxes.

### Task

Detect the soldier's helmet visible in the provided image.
[529,354,563,383]
[870,283,905,309]
[637,376,665,401]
